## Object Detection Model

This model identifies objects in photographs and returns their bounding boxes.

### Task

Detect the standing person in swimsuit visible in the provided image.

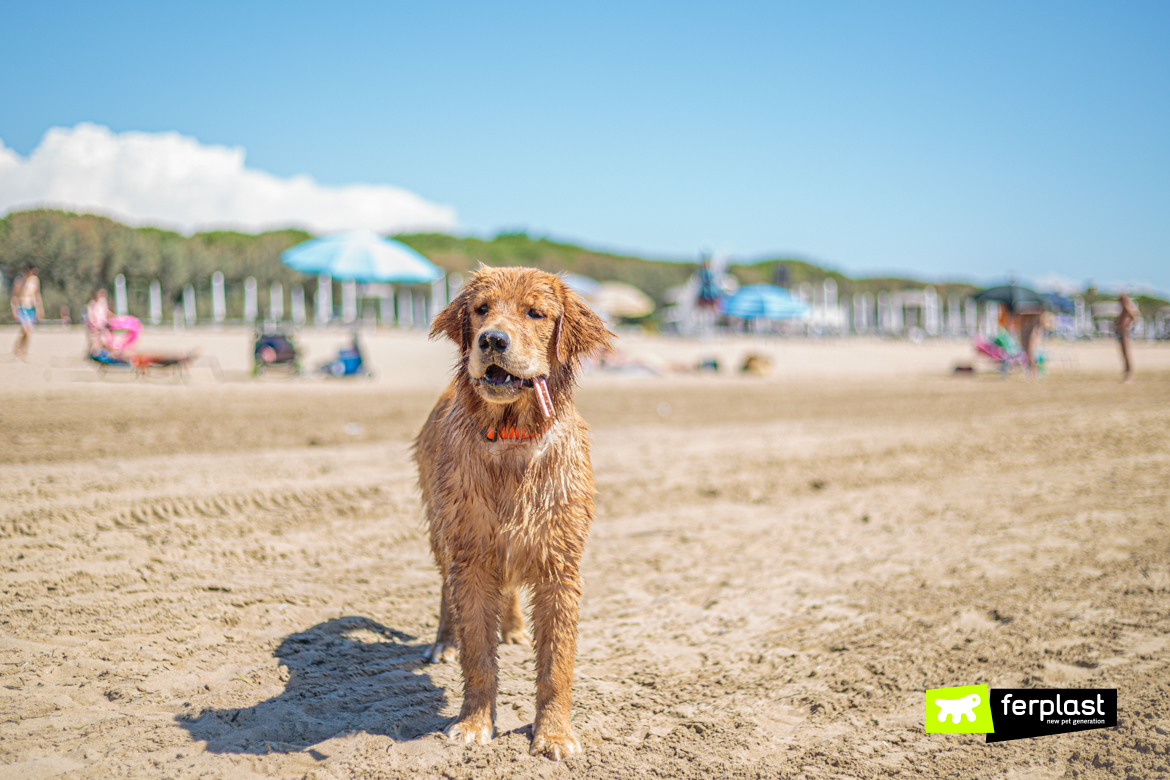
[1116,293,1138,383]
[12,267,44,359]
[694,255,721,369]
[695,256,720,325]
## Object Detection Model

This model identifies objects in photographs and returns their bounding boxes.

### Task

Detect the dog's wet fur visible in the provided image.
[414,266,613,760]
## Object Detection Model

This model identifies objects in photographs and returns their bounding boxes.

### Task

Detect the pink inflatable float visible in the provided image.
[106,315,143,353]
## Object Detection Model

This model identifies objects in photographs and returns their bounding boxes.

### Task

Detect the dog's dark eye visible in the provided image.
[527,309,545,319]
[476,304,489,316]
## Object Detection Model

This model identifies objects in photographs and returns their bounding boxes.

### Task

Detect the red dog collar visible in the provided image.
[481,424,550,442]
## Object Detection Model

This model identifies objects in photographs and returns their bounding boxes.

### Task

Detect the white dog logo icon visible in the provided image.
[934,693,981,723]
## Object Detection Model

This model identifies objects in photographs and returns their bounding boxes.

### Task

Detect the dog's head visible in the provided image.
[431,266,612,409]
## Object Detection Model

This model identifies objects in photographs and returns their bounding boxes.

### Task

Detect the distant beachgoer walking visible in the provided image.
[696,258,720,312]
[694,256,720,335]
[694,255,721,368]
[12,267,44,359]
[1116,293,1138,383]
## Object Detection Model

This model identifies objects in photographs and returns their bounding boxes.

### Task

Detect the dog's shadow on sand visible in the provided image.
[176,616,450,754]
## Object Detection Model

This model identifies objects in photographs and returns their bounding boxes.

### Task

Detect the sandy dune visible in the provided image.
[1,327,1168,779]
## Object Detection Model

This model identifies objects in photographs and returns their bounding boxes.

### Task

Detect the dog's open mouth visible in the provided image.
[474,367,554,418]
[480,365,534,388]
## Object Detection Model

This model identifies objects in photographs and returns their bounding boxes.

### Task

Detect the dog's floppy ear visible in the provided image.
[554,282,613,365]
[430,285,472,351]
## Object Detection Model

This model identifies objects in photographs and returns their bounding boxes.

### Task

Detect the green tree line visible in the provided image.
[0,210,312,322]
[5,208,1156,325]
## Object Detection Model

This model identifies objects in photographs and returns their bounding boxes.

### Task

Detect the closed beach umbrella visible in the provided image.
[561,274,602,298]
[588,282,655,319]
[718,284,809,320]
[282,231,444,284]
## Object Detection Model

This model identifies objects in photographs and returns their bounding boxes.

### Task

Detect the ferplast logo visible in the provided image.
[925,686,1117,742]
[986,689,1117,743]
[925,685,995,734]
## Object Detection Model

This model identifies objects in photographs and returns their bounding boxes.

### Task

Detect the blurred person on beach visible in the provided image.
[83,289,111,355]
[1018,311,1042,377]
[995,307,1021,349]
[1116,293,1138,383]
[59,304,71,328]
[694,256,720,330]
[696,256,720,313]
[997,305,1042,377]
[694,255,721,369]
[12,267,44,359]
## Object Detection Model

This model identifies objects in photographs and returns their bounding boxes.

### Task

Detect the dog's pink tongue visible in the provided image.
[533,376,554,419]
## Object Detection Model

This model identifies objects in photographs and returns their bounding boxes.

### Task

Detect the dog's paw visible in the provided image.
[500,627,531,647]
[530,728,582,761]
[445,718,493,745]
[424,641,458,664]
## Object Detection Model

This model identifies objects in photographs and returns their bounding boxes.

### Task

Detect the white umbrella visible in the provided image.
[588,282,654,319]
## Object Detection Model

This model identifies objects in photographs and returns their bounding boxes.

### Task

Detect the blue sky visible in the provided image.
[2,1,1168,292]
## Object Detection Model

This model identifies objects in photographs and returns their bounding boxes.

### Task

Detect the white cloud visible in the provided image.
[0,123,456,235]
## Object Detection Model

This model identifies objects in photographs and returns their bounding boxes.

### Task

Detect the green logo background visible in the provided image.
[926,684,995,734]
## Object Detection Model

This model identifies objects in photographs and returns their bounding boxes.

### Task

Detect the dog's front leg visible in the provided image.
[445,560,499,745]
[529,573,583,760]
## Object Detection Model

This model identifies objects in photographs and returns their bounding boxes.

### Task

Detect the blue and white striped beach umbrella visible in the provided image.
[718,284,809,320]
[282,231,444,284]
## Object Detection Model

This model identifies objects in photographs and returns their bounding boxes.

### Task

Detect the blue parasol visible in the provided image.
[718,284,810,320]
[1040,293,1075,314]
[281,231,444,283]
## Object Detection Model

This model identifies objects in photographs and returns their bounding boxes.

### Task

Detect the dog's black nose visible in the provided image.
[478,329,509,353]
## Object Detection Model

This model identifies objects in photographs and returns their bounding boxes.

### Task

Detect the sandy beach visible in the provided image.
[2,326,1168,779]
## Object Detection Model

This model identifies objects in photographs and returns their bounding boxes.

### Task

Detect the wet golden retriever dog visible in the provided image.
[414,266,612,760]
